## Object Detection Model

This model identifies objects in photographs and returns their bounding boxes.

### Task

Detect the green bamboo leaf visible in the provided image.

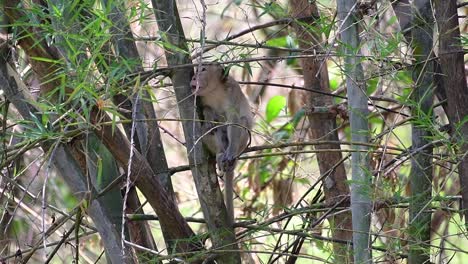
[266,95,286,123]
[30,57,61,63]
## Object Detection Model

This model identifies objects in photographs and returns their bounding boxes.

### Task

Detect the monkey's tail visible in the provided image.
[225,170,234,226]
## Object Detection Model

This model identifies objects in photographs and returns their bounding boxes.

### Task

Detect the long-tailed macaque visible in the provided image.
[190,63,253,225]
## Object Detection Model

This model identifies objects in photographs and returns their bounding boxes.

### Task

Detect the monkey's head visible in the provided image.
[190,64,228,96]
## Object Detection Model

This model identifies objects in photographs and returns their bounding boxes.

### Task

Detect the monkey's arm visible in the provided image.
[218,112,250,172]
[201,107,229,157]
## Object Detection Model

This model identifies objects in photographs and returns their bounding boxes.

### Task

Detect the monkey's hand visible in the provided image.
[216,152,236,173]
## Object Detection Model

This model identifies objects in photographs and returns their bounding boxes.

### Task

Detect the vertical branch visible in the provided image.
[102,0,176,253]
[104,0,175,199]
[409,0,434,263]
[289,0,352,262]
[434,0,468,230]
[151,1,240,263]
[336,1,372,263]
[0,10,14,258]
[125,187,159,262]
[391,0,412,40]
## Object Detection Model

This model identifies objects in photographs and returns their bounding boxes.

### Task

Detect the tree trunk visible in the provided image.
[102,0,173,253]
[434,0,468,230]
[289,1,352,262]
[408,1,434,263]
[336,0,372,262]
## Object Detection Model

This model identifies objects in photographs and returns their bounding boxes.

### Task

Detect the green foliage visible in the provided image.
[329,77,339,91]
[256,1,286,18]
[460,34,468,47]
[265,95,286,123]
[266,35,298,65]
[272,108,305,141]
[265,35,296,48]
[367,78,378,95]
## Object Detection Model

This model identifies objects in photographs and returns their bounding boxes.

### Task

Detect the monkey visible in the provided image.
[190,63,253,226]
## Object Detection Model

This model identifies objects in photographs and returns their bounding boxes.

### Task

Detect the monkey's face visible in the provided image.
[190,64,224,96]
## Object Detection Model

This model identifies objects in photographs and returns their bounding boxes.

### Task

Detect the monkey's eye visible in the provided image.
[201,67,206,71]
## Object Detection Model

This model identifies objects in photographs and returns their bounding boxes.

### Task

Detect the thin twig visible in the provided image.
[44,226,75,264]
